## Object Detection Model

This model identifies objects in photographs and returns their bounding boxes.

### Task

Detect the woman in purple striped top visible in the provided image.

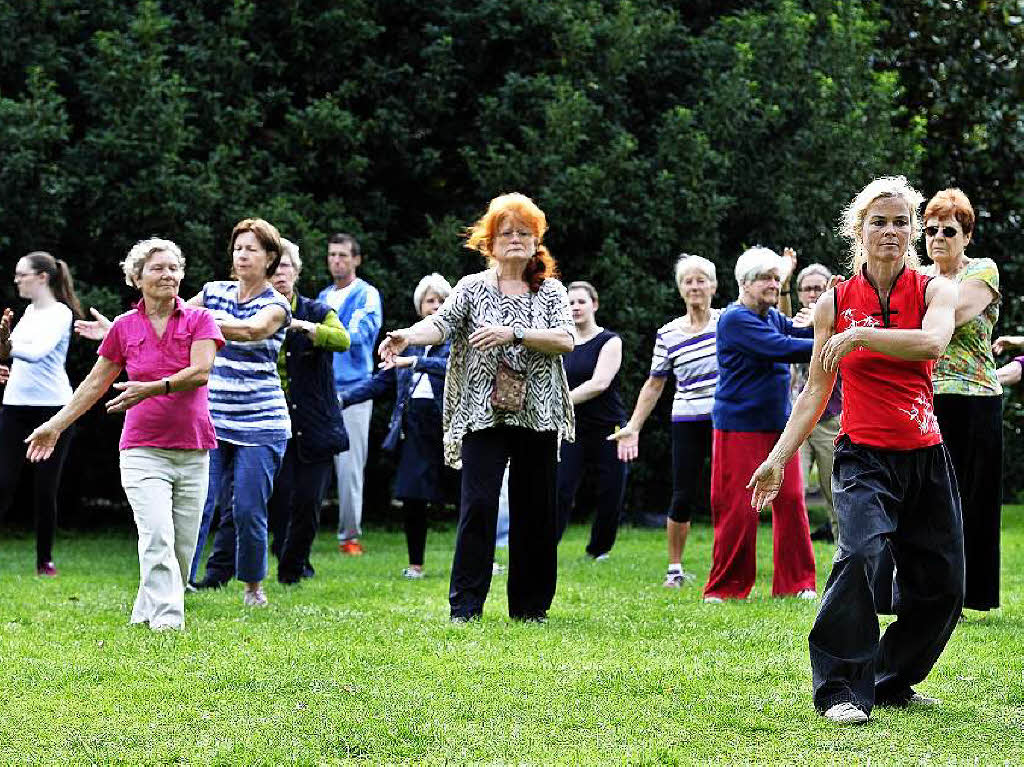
[611,254,720,587]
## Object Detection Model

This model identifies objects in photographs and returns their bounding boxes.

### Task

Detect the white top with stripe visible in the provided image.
[202,281,292,445]
[649,310,721,422]
[3,302,73,407]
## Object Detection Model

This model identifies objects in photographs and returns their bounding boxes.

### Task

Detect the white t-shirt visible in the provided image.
[4,302,74,406]
[411,347,435,399]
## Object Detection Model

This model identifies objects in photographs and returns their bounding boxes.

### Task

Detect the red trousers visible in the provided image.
[704,429,816,599]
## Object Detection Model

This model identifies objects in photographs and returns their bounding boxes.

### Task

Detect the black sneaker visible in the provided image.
[810,523,835,543]
[193,576,229,590]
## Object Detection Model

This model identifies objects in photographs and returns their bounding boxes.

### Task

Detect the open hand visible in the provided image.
[74,308,112,341]
[25,421,62,462]
[379,355,415,371]
[0,307,13,346]
[106,380,158,413]
[378,329,412,366]
[0,364,8,385]
[792,306,814,328]
[821,328,863,373]
[468,325,512,351]
[747,459,784,512]
[607,423,640,462]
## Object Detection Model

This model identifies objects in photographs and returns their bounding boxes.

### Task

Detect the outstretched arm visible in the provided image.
[748,292,839,510]
[608,374,667,461]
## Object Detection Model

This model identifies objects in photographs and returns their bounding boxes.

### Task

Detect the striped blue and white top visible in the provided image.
[649,309,721,422]
[202,280,292,446]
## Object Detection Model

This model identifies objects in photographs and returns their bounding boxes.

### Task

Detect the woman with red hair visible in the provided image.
[379,192,575,622]
[921,188,1002,613]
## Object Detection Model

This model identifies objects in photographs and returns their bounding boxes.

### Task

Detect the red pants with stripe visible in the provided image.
[704,429,816,599]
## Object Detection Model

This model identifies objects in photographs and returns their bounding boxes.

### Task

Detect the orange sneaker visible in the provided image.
[339,540,364,556]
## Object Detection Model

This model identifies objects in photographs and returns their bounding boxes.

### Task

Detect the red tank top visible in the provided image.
[834,265,942,450]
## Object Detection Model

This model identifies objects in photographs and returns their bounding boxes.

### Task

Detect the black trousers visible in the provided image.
[449,426,558,620]
[934,393,1001,610]
[0,405,73,566]
[403,499,428,566]
[810,438,964,714]
[268,438,333,583]
[556,427,626,556]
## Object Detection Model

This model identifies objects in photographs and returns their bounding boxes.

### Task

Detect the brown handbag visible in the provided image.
[491,358,527,412]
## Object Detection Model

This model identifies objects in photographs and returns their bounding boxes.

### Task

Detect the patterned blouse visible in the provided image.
[428,268,576,467]
[923,258,1002,396]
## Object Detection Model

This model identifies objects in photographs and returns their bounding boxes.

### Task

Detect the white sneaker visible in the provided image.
[592,553,610,562]
[663,571,696,588]
[492,562,506,575]
[402,567,425,579]
[797,589,817,600]
[243,588,268,607]
[703,596,724,604]
[823,702,869,724]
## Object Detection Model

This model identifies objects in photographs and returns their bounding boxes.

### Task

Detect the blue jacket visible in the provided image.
[342,342,450,451]
[284,294,349,462]
[317,278,382,389]
[712,302,813,432]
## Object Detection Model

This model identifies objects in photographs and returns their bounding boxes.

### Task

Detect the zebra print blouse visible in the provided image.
[428,268,576,468]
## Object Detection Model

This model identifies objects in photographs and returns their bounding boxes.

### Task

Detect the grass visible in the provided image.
[0,507,1022,765]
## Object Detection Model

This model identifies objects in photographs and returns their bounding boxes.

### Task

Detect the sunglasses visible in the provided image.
[925,225,960,238]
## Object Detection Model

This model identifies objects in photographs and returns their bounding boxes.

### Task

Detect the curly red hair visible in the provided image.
[924,188,975,236]
[464,192,559,292]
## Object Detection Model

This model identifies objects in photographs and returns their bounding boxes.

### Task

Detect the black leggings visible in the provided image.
[0,405,74,566]
[668,419,713,523]
[403,499,428,566]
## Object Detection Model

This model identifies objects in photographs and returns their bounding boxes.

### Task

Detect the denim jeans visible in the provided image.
[809,437,964,714]
[191,439,286,584]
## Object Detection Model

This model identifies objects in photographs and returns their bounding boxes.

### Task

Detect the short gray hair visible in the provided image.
[121,238,184,287]
[734,246,782,287]
[413,273,452,314]
[674,254,716,289]
[796,263,832,288]
[840,175,924,273]
[280,238,302,273]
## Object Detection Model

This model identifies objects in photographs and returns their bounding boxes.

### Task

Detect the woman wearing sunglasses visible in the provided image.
[921,188,1002,614]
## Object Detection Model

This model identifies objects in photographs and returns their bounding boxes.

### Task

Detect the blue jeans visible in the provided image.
[190,439,286,584]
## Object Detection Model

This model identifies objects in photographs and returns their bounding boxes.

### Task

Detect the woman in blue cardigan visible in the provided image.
[344,273,456,578]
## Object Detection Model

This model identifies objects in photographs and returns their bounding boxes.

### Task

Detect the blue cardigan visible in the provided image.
[712,302,813,432]
[342,342,450,451]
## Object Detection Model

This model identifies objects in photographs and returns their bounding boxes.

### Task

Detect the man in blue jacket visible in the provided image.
[318,233,382,555]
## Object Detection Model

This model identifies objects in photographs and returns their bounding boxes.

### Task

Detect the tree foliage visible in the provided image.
[0,0,1019,517]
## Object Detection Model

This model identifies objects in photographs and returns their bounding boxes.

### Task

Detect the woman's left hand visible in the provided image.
[747,458,785,512]
[106,380,160,413]
[469,325,513,351]
[821,328,863,373]
[380,356,415,370]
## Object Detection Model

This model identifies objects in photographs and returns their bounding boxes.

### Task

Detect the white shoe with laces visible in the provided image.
[663,570,696,588]
[797,589,817,600]
[243,588,268,607]
[703,595,724,604]
[823,702,869,724]
[402,567,425,579]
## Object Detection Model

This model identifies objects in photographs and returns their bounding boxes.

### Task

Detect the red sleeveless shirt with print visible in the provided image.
[834,265,942,450]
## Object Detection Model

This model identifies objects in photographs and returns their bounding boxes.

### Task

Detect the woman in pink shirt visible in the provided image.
[26,238,224,631]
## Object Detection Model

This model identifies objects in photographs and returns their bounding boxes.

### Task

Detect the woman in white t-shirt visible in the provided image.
[0,252,83,576]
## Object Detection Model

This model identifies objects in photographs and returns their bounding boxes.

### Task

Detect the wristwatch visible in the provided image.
[512,325,526,345]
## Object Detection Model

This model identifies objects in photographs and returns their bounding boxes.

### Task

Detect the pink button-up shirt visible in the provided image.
[98,297,224,450]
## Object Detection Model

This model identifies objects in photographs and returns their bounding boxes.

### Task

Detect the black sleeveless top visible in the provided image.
[564,329,626,432]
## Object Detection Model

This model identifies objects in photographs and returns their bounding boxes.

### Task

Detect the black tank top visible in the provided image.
[564,329,626,432]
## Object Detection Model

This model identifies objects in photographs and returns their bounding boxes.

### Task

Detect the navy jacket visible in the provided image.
[343,342,450,451]
[285,293,349,463]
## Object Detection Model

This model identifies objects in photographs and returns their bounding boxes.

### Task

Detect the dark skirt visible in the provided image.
[934,392,1002,610]
[394,398,450,503]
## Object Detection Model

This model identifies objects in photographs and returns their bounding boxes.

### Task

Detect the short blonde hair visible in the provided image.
[121,238,184,287]
[280,238,302,273]
[734,247,782,287]
[674,254,716,289]
[840,176,924,273]
[413,273,452,315]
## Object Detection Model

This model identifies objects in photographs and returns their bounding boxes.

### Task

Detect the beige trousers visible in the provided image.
[120,448,209,630]
[800,416,840,532]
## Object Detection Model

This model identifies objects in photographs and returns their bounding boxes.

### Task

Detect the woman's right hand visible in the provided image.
[0,364,9,384]
[607,423,640,462]
[0,307,13,345]
[992,335,1024,355]
[25,420,63,463]
[378,329,411,366]
[75,308,112,341]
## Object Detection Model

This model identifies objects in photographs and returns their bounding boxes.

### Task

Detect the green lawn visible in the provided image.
[1,507,1022,764]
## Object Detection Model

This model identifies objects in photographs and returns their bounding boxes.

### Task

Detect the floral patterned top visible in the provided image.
[923,257,1001,396]
[428,268,576,468]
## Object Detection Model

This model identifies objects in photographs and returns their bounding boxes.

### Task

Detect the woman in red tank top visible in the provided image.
[747,176,964,725]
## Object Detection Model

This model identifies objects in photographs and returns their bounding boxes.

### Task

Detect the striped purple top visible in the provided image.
[649,310,721,421]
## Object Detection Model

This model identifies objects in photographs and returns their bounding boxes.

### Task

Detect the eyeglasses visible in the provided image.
[13,271,39,279]
[798,285,826,294]
[496,229,534,241]
[925,225,960,238]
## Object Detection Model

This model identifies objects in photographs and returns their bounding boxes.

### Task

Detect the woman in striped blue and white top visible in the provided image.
[610,254,720,587]
[188,218,291,607]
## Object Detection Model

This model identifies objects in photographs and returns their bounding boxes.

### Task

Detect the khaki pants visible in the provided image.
[800,416,840,534]
[120,448,209,630]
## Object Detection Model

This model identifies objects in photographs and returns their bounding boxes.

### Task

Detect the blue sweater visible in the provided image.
[317,278,383,390]
[712,302,813,432]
